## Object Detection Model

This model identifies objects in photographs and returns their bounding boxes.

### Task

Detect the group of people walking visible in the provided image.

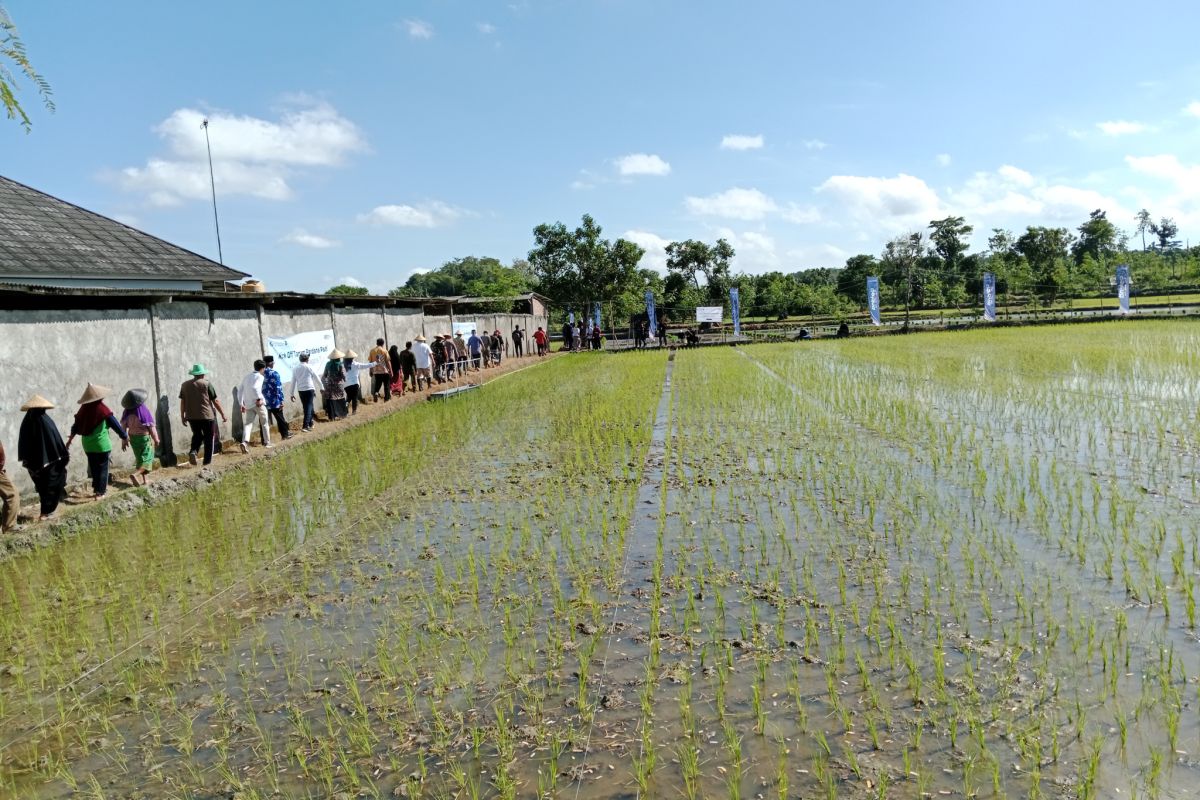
[560,321,602,351]
[0,325,548,533]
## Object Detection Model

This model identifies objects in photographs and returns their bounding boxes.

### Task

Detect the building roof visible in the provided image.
[0,175,249,283]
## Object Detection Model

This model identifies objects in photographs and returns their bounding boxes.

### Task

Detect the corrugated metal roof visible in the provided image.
[0,175,249,282]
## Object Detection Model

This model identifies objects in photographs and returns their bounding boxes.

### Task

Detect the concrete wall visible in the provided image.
[333,307,387,359]
[0,307,156,490]
[0,298,479,494]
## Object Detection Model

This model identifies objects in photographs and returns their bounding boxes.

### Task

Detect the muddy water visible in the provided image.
[4,325,1200,799]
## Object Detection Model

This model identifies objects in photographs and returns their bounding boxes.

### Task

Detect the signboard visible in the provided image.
[452,320,476,337]
[695,306,723,323]
[730,287,741,336]
[866,277,881,325]
[1116,264,1131,314]
[645,291,657,337]
[265,329,335,385]
[982,272,996,322]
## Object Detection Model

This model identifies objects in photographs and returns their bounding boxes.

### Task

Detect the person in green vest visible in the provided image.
[65,383,129,500]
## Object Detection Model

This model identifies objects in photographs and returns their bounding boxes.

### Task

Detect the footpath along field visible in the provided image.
[1,320,1198,799]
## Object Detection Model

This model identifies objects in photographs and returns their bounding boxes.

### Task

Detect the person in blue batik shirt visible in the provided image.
[261,355,291,441]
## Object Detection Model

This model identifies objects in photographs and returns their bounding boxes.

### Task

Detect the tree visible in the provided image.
[752,271,793,320]
[1150,217,1180,252]
[1,6,53,131]
[664,239,736,304]
[326,284,370,296]
[880,233,925,326]
[1072,209,1118,266]
[389,256,534,309]
[1014,226,1074,306]
[527,214,644,317]
[836,254,877,305]
[928,216,973,276]
[1135,209,1152,252]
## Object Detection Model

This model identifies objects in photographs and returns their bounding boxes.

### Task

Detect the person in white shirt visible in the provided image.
[412,335,434,390]
[238,359,270,452]
[289,353,323,432]
[341,350,374,414]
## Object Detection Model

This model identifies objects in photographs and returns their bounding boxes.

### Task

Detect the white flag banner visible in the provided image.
[265,329,335,384]
[695,306,723,323]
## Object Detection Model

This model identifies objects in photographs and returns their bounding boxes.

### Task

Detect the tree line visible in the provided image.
[327,208,1200,324]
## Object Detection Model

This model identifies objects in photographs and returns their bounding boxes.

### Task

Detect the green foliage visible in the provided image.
[389,256,534,311]
[665,238,736,304]
[1072,210,1118,265]
[527,214,643,318]
[0,5,53,132]
[326,284,370,296]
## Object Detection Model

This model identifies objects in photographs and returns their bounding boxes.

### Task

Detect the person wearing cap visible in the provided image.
[412,335,434,390]
[322,349,348,420]
[238,360,271,453]
[0,435,19,532]
[368,338,392,402]
[17,395,68,521]
[179,364,228,466]
[342,351,373,414]
[261,355,290,441]
[119,389,159,486]
[66,383,129,500]
[289,352,323,432]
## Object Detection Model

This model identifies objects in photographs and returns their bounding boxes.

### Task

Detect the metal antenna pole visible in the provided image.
[201,119,224,265]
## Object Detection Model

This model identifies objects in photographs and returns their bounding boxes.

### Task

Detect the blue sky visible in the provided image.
[4,0,1200,293]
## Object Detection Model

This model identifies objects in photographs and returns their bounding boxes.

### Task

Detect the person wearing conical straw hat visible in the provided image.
[179,364,228,467]
[16,395,69,521]
[322,349,348,420]
[65,383,129,501]
[120,388,159,486]
[341,350,372,415]
[0,433,20,532]
[412,335,434,390]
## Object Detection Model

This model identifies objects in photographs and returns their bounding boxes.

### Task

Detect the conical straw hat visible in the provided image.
[76,383,110,404]
[121,388,149,410]
[345,350,358,359]
[328,349,345,359]
[20,394,55,411]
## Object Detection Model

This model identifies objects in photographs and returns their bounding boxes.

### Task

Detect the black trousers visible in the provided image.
[514,340,523,357]
[85,451,111,496]
[29,459,67,516]
[346,384,361,413]
[268,405,289,438]
[372,374,391,401]
[188,419,215,465]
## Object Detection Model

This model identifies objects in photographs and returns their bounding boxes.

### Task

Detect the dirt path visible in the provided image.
[1,353,555,561]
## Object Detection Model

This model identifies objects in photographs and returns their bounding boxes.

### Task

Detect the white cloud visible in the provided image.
[477,22,496,34]
[720,134,763,151]
[623,230,672,271]
[780,204,821,224]
[337,276,365,288]
[785,243,849,266]
[803,139,828,150]
[817,174,942,223]
[1183,101,1200,118]
[685,187,777,221]
[614,153,671,177]
[936,153,952,167]
[283,228,340,249]
[1097,120,1148,136]
[997,164,1035,187]
[403,19,434,39]
[716,227,780,273]
[358,201,464,228]
[116,101,365,206]
[946,164,1130,226]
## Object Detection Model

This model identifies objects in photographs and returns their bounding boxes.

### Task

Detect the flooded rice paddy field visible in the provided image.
[3,320,1200,799]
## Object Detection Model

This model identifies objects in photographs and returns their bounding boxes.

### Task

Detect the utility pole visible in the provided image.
[201,119,224,265]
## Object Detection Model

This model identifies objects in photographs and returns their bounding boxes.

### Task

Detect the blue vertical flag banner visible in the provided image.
[982,272,997,322]
[592,301,601,331]
[645,291,657,337]
[866,276,881,325]
[1116,264,1131,314]
[568,310,575,325]
[730,287,741,336]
